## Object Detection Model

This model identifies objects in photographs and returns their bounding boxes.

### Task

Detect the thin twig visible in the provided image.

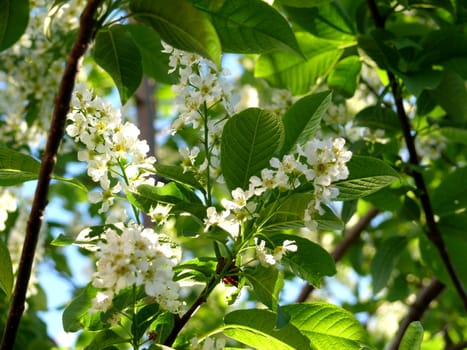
[389,278,445,350]
[0,1,103,349]
[296,207,380,303]
[367,0,467,310]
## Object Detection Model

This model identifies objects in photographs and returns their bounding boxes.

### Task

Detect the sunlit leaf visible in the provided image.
[284,302,369,349]
[399,321,423,350]
[328,56,361,97]
[244,264,283,310]
[255,32,342,94]
[223,309,313,350]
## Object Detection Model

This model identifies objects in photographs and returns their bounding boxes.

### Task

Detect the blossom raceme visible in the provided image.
[90,223,183,315]
[66,83,156,212]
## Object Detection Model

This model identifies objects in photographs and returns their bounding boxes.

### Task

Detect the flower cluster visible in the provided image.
[0,0,85,149]
[206,137,352,234]
[66,83,156,212]
[90,223,183,315]
[162,42,235,133]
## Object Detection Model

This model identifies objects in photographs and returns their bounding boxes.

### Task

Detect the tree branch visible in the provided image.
[0,1,103,348]
[367,0,467,310]
[296,207,380,303]
[389,278,445,350]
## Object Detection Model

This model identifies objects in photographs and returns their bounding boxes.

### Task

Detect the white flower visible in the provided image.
[273,240,297,261]
[254,238,276,266]
[91,223,183,314]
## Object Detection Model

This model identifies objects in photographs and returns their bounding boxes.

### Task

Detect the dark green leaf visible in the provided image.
[93,25,142,104]
[223,309,313,350]
[0,0,29,51]
[419,214,467,289]
[200,0,302,55]
[0,239,13,298]
[335,156,399,201]
[430,70,467,122]
[281,91,332,155]
[130,0,221,66]
[84,329,127,350]
[439,127,467,145]
[431,167,467,217]
[354,106,401,132]
[371,235,408,294]
[283,302,370,349]
[153,164,205,193]
[221,108,284,191]
[63,285,99,332]
[270,234,336,287]
[399,321,423,350]
[244,264,283,310]
[0,148,40,186]
[125,24,177,85]
[400,69,442,97]
[328,56,361,97]
[255,32,342,94]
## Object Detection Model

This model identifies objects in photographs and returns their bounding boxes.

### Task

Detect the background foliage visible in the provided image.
[0,0,466,349]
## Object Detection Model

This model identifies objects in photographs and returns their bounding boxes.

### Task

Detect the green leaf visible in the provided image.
[153,164,205,193]
[419,214,467,288]
[430,70,467,122]
[399,321,424,350]
[431,167,467,217]
[270,234,336,287]
[439,127,467,145]
[328,56,361,97]
[0,0,29,51]
[125,24,177,85]
[221,108,284,191]
[400,69,442,97]
[262,193,343,232]
[280,91,332,155]
[275,0,332,7]
[50,234,75,247]
[283,3,355,42]
[63,285,99,332]
[199,0,302,55]
[335,156,399,201]
[84,329,127,350]
[255,32,343,94]
[0,239,13,298]
[244,264,283,310]
[93,25,142,104]
[283,302,369,349]
[354,106,401,132]
[173,257,217,283]
[371,235,408,294]
[130,0,221,66]
[0,148,40,186]
[223,309,314,350]
[130,183,205,220]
